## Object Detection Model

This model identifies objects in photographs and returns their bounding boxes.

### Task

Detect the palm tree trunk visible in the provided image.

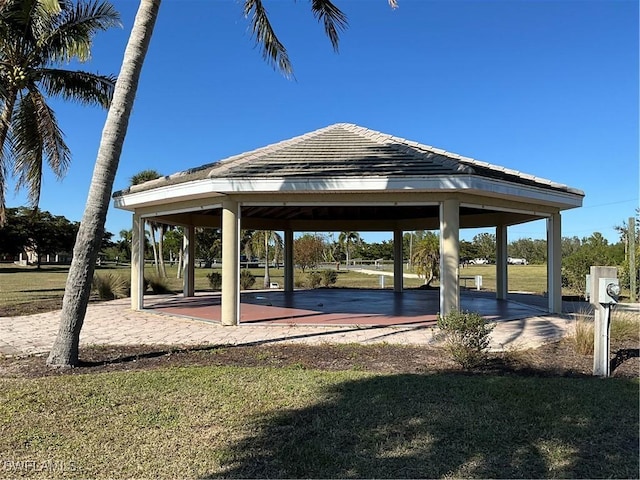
[0,89,18,224]
[263,232,270,288]
[149,224,159,274]
[176,244,183,279]
[47,0,161,367]
[158,224,167,277]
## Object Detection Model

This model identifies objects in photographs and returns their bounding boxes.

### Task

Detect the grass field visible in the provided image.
[0,262,550,315]
[1,363,637,479]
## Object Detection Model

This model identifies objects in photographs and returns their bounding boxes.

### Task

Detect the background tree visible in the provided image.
[0,207,115,267]
[195,227,221,268]
[116,228,132,261]
[508,237,547,264]
[411,231,439,286]
[247,230,283,288]
[338,231,362,267]
[294,233,325,272]
[561,232,623,295]
[48,0,398,367]
[472,233,496,261]
[0,0,119,223]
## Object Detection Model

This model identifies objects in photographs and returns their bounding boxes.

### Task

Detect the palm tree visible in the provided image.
[48,0,398,367]
[0,0,120,224]
[247,230,283,289]
[411,232,440,286]
[338,231,361,268]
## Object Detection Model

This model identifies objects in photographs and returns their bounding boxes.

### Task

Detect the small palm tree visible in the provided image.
[0,0,120,223]
[411,232,440,286]
[248,230,283,289]
[338,231,362,268]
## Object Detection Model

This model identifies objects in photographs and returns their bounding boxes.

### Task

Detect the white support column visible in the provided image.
[496,224,508,300]
[221,200,240,326]
[393,228,403,292]
[439,199,460,316]
[547,213,562,313]
[183,225,195,297]
[284,229,294,292]
[131,213,145,310]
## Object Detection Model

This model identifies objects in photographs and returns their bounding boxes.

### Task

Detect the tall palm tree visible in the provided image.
[338,231,361,268]
[48,0,398,367]
[0,0,120,224]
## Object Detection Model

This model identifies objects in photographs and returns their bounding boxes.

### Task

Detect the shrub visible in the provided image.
[92,273,129,300]
[320,270,338,287]
[146,275,172,294]
[571,308,638,356]
[611,309,640,344]
[572,316,594,355]
[240,270,256,290]
[307,272,322,289]
[437,310,494,369]
[207,271,222,290]
[294,278,306,288]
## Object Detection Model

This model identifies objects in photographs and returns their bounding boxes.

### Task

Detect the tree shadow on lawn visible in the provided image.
[206,374,639,479]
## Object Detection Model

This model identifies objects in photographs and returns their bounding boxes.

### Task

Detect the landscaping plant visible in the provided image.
[240,270,256,290]
[320,270,338,287]
[437,310,495,368]
[91,273,129,300]
[206,272,222,291]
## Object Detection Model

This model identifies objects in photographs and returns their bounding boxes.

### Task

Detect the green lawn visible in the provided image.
[0,262,551,314]
[0,364,637,479]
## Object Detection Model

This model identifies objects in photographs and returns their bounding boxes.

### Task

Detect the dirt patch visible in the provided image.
[1,340,637,379]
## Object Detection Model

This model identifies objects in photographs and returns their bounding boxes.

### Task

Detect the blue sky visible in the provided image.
[6,0,638,244]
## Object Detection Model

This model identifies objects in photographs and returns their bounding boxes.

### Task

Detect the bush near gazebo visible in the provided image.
[437,310,494,369]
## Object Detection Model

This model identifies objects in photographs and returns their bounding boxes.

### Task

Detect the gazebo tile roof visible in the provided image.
[118,123,583,197]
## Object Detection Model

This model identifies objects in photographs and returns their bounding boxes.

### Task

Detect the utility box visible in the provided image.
[589,266,618,307]
[598,278,619,304]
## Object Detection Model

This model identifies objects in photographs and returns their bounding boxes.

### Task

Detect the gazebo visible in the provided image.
[112,123,584,325]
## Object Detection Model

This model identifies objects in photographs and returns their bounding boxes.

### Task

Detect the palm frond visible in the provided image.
[39,67,115,107]
[310,0,347,52]
[12,87,70,207]
[243,0,293,78]
[39,0,121,63]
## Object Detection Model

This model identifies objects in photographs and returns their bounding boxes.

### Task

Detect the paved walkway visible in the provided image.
[0,296,576,357]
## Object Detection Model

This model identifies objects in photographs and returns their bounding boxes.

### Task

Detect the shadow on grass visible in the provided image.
[206,374,639,479]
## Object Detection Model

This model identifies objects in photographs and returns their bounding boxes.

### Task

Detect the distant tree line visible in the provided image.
[0,207,112,268]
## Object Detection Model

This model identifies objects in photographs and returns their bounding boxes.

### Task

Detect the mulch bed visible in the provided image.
[1,340,637,379]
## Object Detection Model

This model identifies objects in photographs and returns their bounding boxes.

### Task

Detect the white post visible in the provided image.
[547,213,562,313]
[284,229,294,292]
[183,225,195,297]
[496,225,508,300]
[131,213,145,310]
[221,200,240,326]
[439,199,460,316]
[590,266,618,377]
